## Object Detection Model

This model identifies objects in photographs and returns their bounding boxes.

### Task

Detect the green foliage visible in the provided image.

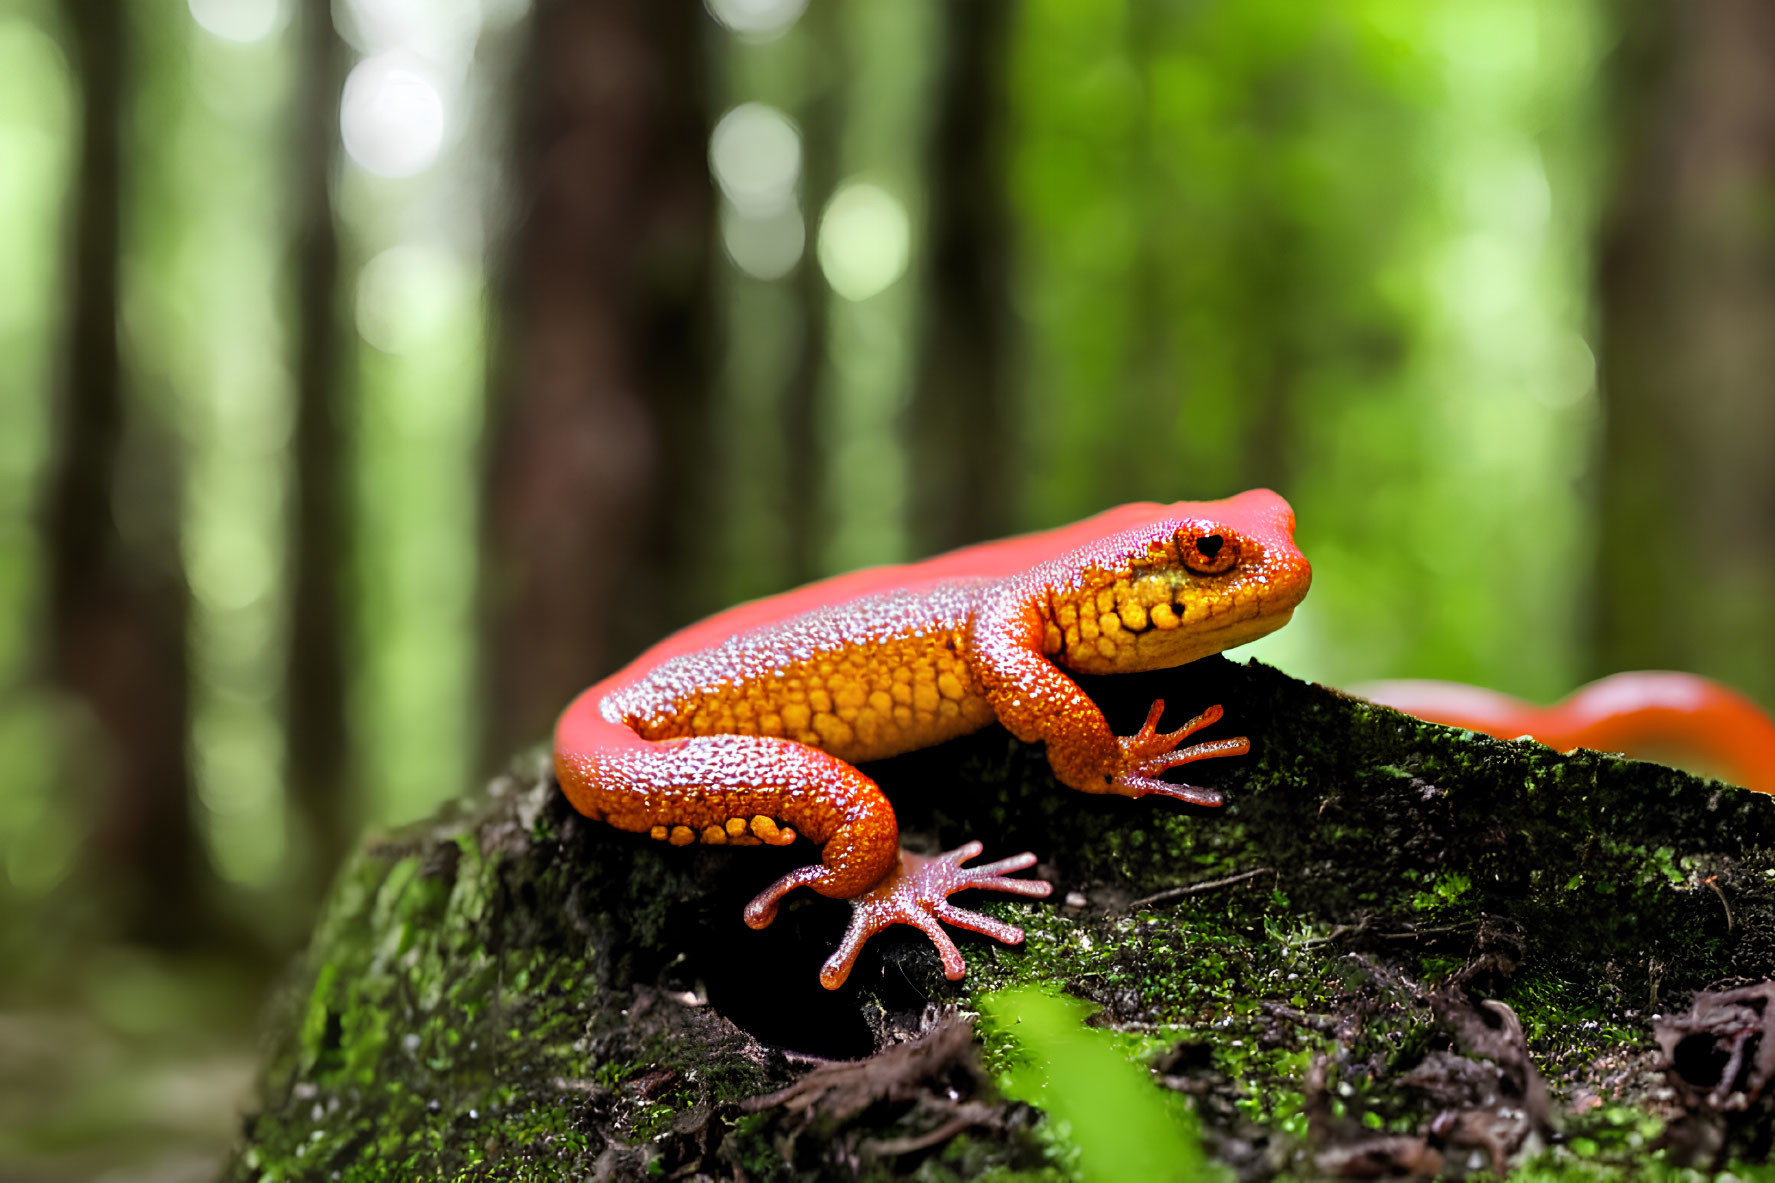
[1011,0,1605,704]
[977,986,1222,1183]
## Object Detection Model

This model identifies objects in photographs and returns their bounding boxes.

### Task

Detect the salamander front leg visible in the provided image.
[1112,700,1249,805]
[745,842,1053,990]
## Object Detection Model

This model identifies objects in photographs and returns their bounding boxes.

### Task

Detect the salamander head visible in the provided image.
[1042,489,1312,676]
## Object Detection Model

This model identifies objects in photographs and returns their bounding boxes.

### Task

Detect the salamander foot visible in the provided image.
[811,842,1052,990]
[1112,699,1248,805]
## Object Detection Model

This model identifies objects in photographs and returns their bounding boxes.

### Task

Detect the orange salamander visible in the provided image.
[1358,673,1775,796]
[554,490,1312,989]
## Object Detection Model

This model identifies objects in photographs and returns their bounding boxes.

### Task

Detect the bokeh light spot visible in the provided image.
[720,201,804,281]
[187,519,276,614]
[188,0,286,43]
[195,715,286,888]
[817,181,910,302]
[341,53,446,178]
[337,0,485,63]
[356,243,467,354]
[6,802,73,895]
[1536,332,1597,409]
[710,102,800,215]
[705,0,807,40]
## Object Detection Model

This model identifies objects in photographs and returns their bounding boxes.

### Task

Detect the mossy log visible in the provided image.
[225,658,1775,1180]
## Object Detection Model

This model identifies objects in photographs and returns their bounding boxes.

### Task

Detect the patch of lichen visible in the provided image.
[231,659,1775,1178]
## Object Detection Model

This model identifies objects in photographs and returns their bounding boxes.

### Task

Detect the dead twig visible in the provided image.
[1127,866,1273,912]
[1378,922,1477,940]
[862,1101,1001,1156]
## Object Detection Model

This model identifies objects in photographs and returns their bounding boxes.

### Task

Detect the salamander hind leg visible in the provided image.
[562,731,1051,990]
[561,728,904,908]
[774,842,1053,990]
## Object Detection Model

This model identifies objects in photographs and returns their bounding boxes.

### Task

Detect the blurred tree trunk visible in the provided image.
[1592,0,1775,705]
[43,0,213,946]
[480,0,715,768]
[781,3,839,584]
[909,0,1014,554]
[286,0,354,898]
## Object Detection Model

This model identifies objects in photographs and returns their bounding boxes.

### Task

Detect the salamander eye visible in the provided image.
[1175,527,1240,575]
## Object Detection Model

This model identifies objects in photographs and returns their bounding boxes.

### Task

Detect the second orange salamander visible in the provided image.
[554,490,1312,988]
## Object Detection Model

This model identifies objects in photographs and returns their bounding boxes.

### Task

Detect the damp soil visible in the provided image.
[224,657,1775,1180]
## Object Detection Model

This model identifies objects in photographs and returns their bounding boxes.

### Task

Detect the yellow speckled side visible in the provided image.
[631,626,998,764]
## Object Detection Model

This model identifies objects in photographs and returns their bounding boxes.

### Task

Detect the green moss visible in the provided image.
[229,660,1775,1178]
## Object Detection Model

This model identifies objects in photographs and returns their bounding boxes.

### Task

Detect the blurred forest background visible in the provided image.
[2,0,1773,1176]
